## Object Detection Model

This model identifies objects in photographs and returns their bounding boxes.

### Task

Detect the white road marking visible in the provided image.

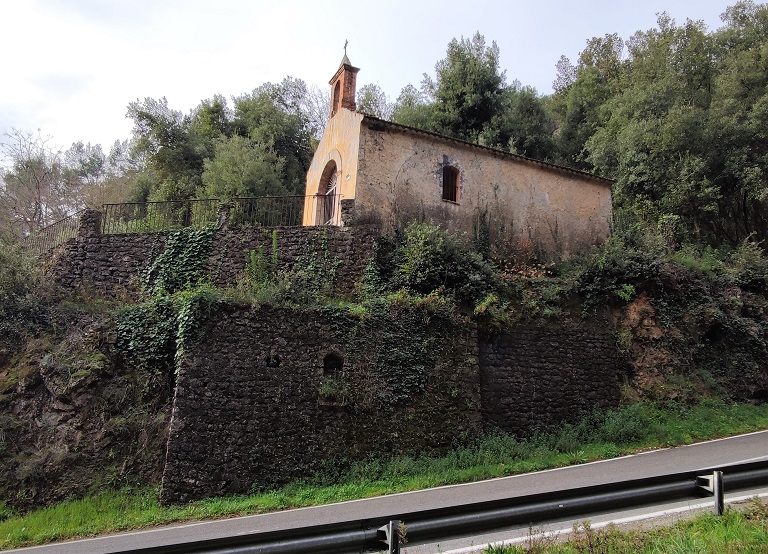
[437,491,768,554]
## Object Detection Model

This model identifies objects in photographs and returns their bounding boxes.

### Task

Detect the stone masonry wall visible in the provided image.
[160,307,621,504]
[479,324,621,436]
[48,210,378,297]
[160,306,481,503]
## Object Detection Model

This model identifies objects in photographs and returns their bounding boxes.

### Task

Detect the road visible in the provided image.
[408,485,768,553]
[7,430,768,553]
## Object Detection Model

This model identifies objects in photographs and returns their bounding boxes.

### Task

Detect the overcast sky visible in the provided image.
[0,0,736,152]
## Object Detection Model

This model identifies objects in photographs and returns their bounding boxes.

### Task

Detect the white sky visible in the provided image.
[0,0,735,152]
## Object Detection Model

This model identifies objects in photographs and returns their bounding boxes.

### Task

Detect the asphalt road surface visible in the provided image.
[8,430,768,554]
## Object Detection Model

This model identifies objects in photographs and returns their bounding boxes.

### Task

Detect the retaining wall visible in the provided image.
[48,210,378,296]
[160,310,621,503]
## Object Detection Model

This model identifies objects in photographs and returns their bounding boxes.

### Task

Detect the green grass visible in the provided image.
[484,497,768,553]
[2,399,768,549]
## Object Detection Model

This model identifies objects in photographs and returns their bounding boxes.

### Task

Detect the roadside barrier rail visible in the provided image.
[114,459,768,554]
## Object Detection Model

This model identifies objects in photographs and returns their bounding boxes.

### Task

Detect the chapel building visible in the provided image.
[304,55,613,259]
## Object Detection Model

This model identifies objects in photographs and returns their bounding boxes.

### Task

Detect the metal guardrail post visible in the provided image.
[377,519,402,554]
[696,470,725,515]
[66,460,768,553]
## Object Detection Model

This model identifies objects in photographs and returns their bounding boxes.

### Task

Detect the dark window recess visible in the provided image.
[323,352,344,375]
[442,166,459,202]
[266,348,281,368]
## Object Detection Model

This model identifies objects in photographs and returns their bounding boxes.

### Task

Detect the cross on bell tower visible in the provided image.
[329,40,360,118]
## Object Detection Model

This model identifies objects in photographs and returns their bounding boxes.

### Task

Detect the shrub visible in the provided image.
[367,222,498,306]
[0,240,49,352]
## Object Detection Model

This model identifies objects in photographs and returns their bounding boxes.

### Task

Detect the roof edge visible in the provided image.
[359,114,614,187]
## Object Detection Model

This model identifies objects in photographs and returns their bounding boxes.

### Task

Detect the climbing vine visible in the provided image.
[291,230,341,299]
[344,290,463,407]
[141,227,215,296]
[116,284,223,375]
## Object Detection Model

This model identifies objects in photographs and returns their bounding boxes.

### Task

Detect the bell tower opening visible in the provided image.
[329,42,360,118]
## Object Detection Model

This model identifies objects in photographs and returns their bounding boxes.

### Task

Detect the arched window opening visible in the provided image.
[332,81,341,116]
[317,160,339,225]
[323,352,344,376]
[442,165,460,203]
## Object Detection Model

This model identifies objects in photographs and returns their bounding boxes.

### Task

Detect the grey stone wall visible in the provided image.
[48,210,378,297]
[479,325,621,435]
[160,306,482,504]
[159,308,621,504]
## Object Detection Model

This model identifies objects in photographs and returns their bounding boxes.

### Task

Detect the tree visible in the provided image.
[581,7,768,245]
[357,83,393,120]
[481,85,557,160]
[0,129,67,238]
[548,33,630,169]
[127,97,204,202]
[301,84,331,140]
[391,84,434,129]
[428,32,507,143]
[62,142,106,209]
[201,135,285,198]
[233,79,315,195]
[69,140,139,208]
[553,55,576,93]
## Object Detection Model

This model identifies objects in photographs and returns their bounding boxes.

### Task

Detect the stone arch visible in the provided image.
[316,159,340,225]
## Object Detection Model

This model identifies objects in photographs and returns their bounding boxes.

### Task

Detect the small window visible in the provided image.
[265,347,281,368]
[323,352,344,376]
[331,81,341,116]
[442,166,460,203]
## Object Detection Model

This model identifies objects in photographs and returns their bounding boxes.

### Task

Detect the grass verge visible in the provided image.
[1,399,768,549]
[484,497,768,553]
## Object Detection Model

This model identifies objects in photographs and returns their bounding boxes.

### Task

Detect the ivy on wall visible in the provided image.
[116,284,223,376]
[141,227,215,296]
[117,227,221,375]
[341,291,464,408]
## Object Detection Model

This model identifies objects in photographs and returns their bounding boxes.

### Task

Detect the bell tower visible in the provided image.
[329,41,360,118]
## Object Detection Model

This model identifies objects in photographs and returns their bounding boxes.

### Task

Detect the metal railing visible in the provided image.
[99,195,341,235]
[101,199,220,234]
[102,459,768,554]
[25,210,85,253]
[229,194,340,227]
[230,195,303,227]
[24,195,343,253]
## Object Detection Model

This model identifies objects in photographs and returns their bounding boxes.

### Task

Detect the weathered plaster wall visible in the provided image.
[303,108,364,225]
[49,211,377,297]
[160,306,482,503]
[354,121,613,259]
[159,309,621,504]
[479,325,621,435]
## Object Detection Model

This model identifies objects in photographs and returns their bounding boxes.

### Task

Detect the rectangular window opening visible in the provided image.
[442,166,459,203]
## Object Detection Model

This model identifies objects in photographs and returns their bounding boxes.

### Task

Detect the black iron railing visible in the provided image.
[25,210,85,253]
[101,199,220,234]
[27,195,343,253]
[229,194,340,227]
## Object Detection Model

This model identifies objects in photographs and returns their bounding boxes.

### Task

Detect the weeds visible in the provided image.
[2,400,767,549]
[484,498,768,553]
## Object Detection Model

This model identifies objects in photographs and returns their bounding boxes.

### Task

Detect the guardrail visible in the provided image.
[116,459,768,554]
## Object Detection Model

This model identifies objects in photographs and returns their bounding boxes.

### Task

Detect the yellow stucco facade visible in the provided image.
[305,60,613,259]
